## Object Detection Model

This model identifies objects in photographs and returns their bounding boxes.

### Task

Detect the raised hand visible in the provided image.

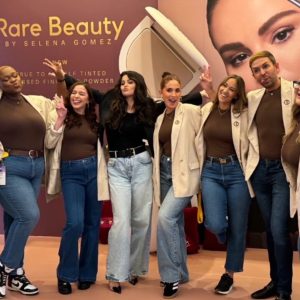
[199,66,216,100]
[52,95,68,131]
[199,66,213,90]
[55,96,68,119]
[43,58,65,80]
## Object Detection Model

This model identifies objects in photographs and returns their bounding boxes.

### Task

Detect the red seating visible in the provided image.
[184,207,200,254]
[202,229,226,251]
[99,201,113,244]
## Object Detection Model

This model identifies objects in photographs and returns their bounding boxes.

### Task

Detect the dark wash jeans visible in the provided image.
[201,159,251,272]
[251,159,293,296]
[57,155,102,283]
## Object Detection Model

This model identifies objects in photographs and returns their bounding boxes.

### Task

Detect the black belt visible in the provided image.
[109,145,146,158]
[206,155,238,164]
[7,149,44,158]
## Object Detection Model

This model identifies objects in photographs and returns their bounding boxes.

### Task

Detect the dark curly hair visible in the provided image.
[106,71,154,130]
[64,81,98,132]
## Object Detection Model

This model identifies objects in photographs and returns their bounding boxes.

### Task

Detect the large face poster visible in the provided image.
[0,0,157,97]
[3,0,298,97]
[159,0,300,91]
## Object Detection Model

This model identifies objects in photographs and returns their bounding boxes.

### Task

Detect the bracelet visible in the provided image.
[56,78,65,83]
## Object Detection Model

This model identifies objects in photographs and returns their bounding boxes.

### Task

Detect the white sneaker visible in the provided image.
[0,261,13,298]
[7,268,39,295]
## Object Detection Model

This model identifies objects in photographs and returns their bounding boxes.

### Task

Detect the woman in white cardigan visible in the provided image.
[152,73,201,298]
[45,82,109,295]
[197,75,253,295]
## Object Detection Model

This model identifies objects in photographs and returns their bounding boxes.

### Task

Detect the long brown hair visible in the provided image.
[212,75,248,115]
[64,82,98,132]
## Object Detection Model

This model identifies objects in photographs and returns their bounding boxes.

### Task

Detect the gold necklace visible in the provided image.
[218,106,230,116]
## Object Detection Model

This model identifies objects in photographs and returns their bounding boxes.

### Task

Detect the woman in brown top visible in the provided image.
[45,82,101,295]
[152,73,201,298]
[197,75,253,295]
[282,83,300,257]
[0,66,54,297]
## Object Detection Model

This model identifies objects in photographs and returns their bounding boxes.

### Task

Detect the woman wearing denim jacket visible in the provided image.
[196,75,254,295]
[45,81,109,295]
[152,73,201,298]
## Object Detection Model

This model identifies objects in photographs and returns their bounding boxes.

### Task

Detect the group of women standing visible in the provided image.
[52,62,252,299]
[0,52,299,300]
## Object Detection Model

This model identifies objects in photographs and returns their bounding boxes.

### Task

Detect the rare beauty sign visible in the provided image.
[0,0,157,96]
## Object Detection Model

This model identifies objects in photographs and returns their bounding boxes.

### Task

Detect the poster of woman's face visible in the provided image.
[158,0,300,91]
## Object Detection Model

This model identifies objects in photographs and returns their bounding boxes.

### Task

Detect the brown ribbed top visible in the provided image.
[159,110,175,157]
[0,94,45,151]
[61,116,97,161]
[203,106,235,157]
[255,88,284,160]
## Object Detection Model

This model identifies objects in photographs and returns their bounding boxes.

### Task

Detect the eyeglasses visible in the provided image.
[0,72,20,83]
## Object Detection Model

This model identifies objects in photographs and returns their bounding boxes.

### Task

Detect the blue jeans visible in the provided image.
[157,155,191,283]
[57,156,102,283]
[201,159,251,272]
[105,151,153,282]
[0,156,44,269]
[251,159,293,296]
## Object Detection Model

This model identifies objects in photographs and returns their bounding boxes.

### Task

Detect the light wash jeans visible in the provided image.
[157,155,191,283]
[105,151,153,282]
[201,158,251,272]
[57,155,102,283]
[251,159,293,296]
[0,156,44,269]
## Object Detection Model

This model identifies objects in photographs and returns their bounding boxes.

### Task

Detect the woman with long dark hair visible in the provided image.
[103,71,155,293]
[45,82,108,295]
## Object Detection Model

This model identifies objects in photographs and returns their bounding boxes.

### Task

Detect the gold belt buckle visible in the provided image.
[1,152,9,159]
[219,158,227,164]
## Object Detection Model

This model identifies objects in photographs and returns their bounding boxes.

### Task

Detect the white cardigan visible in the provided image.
[196,102,254,197]
[44,111,110,202]
[153,102,201,206]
